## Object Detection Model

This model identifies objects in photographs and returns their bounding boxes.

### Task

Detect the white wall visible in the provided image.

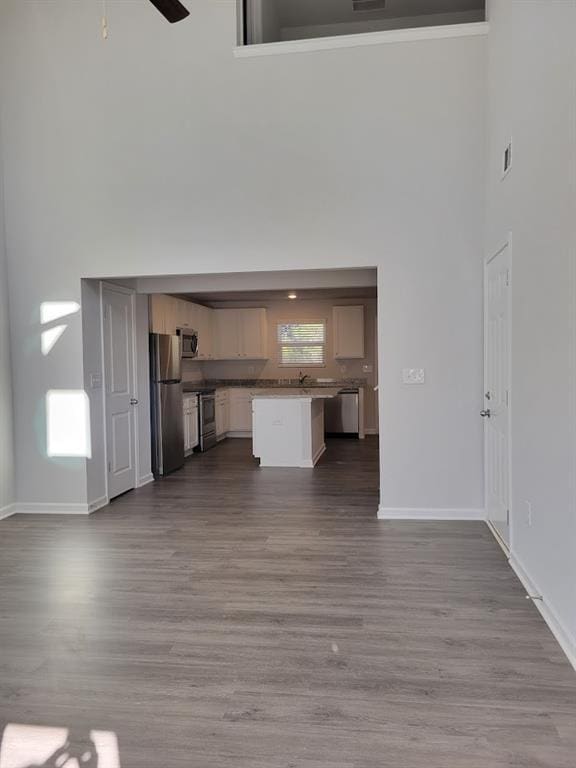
[0,0,486,516]
[0,157,15,517]
[82,280,105,507]
[486,0,576,660]
[134,294,153,488]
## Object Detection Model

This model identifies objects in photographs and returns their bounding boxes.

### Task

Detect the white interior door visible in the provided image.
[103,284,137,499]
[484,243,511,546]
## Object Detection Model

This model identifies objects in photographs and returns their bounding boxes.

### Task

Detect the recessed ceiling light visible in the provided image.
[288,292,297,300]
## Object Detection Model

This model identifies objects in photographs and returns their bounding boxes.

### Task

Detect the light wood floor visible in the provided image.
[1,437,575,766]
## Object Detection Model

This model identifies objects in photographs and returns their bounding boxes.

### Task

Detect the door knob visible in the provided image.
[480,409,491,418]
[130,398,139,405]
[485,391,491,400]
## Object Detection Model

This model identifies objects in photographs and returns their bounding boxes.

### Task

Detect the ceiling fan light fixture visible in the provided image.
[148,0,190,23]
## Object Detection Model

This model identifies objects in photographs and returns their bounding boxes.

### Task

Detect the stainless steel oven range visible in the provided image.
[194,388,217,452]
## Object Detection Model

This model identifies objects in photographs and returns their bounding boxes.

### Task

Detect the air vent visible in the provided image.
[353,0,387,11]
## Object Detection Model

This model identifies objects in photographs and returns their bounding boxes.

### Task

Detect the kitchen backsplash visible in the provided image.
[181,361,204,382]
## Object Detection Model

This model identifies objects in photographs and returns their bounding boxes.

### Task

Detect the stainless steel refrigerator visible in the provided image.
[150,333,184,476]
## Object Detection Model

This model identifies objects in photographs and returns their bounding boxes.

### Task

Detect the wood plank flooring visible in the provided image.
[1,437,575,767]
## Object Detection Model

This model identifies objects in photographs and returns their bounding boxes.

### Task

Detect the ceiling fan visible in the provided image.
[148,0,190,23]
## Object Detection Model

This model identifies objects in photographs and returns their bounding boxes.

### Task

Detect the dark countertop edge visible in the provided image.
[183,379,368,392]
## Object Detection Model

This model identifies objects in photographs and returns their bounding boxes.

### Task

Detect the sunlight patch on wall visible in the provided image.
[41,324,67,356]
[40,301,80,325]
[40,301,80,356]
[46,389,92,458]
[0,724,120,768]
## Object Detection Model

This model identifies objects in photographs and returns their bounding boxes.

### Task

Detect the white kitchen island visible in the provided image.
[252,388,340,468]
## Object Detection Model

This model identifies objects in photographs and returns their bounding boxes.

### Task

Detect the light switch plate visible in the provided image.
[402,368,425,385]
[90,373,103,389]
[362,364,373,373]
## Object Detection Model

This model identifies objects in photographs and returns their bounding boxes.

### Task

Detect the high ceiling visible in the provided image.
[276,0,485,29]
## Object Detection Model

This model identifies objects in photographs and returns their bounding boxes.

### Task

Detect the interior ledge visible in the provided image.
[234,21,489,58]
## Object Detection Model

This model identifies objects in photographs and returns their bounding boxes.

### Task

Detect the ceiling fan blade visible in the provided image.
[148,0,190,23]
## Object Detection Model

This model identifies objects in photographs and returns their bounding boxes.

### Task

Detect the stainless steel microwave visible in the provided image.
[180,330,198,359]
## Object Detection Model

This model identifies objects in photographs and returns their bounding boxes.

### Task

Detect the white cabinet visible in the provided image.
[150,298,265,362]
[149,296,214,357]
[183,395,199,455]
[333,305,365,359]
[196,305,214,360]
[213,309,268,360]
[215,389,229,439]
[213,310,239,360]
[178,300,197,331]
[150,295,180,335]
[252,395,326,468]
[240,309,268,359]
[228,388,256,433]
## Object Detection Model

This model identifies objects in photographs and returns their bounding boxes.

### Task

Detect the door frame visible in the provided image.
[484,233,513,554]
[100,281,142,502]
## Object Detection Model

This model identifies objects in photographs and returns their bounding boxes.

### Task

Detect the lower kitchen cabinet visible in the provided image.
[228,389,256,434]
[183,395,199,455]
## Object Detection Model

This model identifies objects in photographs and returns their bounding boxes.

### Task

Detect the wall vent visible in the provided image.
[352,0,387,12]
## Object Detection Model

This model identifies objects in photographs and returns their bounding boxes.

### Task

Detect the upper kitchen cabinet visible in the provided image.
[239,308,268,359]
[213,309,239,359]
[333,305,365,359]
[149,296,214,358]
[177,299,198,332]
[196,305,215,360]
[149,295,180,335]
[149,297,266,360]
[214,308,268,360]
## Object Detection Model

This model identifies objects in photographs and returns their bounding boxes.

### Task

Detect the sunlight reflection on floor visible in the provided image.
[0,725,120,768]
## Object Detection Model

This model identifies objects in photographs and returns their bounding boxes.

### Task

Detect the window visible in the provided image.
[277,320,326,367]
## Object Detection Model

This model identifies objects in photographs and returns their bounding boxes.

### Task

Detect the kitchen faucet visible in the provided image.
[298,371,310,385]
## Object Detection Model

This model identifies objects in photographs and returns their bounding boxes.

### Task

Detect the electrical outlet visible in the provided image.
[402,368,425,385]
[362,363,373,373]
[526,500,533,527]
[339,364,347,373]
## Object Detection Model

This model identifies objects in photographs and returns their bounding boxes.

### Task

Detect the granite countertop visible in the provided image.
[251,387,341,399]
[183,378,366,393]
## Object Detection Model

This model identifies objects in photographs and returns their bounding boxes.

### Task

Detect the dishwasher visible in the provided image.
[324,388,359,437]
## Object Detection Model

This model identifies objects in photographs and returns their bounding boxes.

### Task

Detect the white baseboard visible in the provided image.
[378,506,486,521]
[12,502,93,515]
[486,520,510,556]
[0,503,16,521]
[509,553,576,672]
[311,442,327,467]
[226,431,252,439]
[365,428,379,435]
[88,495,109,513]
[137,473,154,488]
